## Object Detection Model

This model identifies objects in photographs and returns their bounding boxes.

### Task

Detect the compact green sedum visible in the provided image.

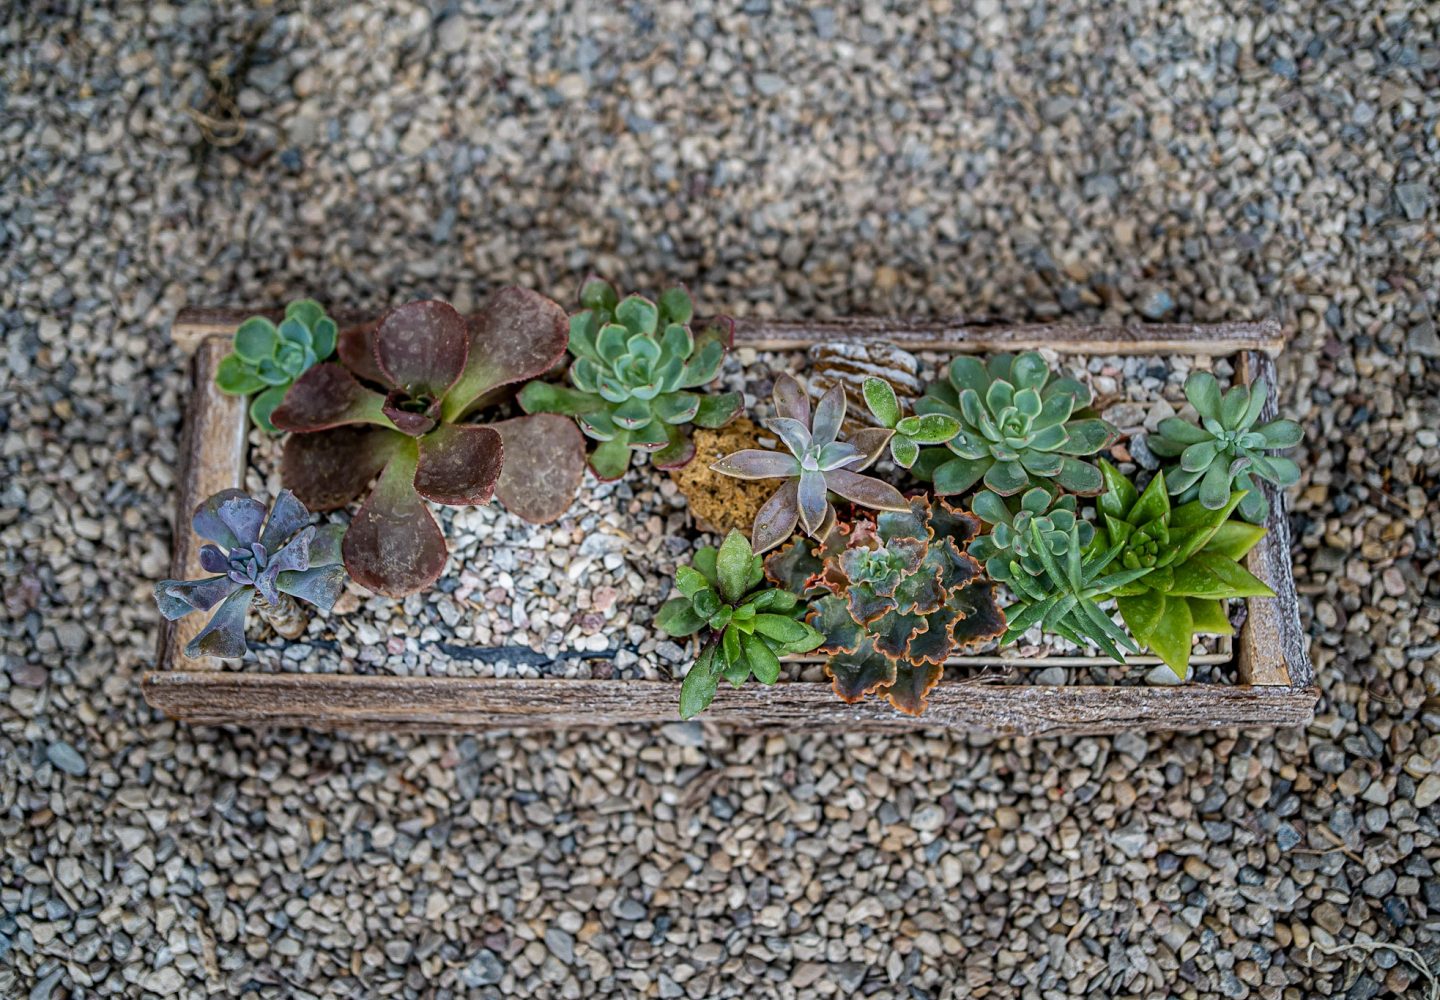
[655,531,824,719]
[215,299,338,433]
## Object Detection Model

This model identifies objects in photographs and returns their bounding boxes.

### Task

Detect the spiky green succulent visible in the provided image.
[1094,461,1275,680]
[765,497,1005,716]
[994,517,1154,663]
[1147,372,1302,523]
[913,352,1117,497]
[518,280,743,480]
[860,376,962,468]
[656,531,823,719]
[215,299,338,433]
[968,488,1095,581]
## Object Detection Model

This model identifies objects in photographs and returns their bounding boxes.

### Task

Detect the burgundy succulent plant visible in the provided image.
[271,290,586,597]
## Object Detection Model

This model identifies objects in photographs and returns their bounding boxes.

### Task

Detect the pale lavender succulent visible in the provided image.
[154,489,347,658]
[711,373,908,553]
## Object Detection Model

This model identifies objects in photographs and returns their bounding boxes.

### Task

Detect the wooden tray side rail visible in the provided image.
[144,315,1316,737]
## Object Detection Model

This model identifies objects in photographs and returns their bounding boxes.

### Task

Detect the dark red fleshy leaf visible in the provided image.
[374,300,470,400]
[382,389,440,437]
[281,426,402,511]
[413,424,504,506]
[879,660,945,716]
[492,414,586,523]
[343,439,449,597]
[337,320,386,385]
[270,363,390,432]
[443,287,570,421]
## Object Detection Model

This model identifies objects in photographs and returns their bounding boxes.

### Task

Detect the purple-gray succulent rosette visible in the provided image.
[153,489,347,658]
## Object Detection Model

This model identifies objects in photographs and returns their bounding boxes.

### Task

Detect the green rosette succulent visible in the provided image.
[913,352,1117,497]
[860,376,962,468]
[1094,460,1275,680]
[766,497,1005,716]
[215,299,338,433]
[518,279,744,480]
[968,488,1094,581]
[1147,371,1302,523]
[655,531,824,719]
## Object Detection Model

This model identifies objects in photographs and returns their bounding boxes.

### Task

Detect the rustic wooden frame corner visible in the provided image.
[143,314,1317,736]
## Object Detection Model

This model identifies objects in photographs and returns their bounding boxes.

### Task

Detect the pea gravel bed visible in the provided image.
[235,350,1227,685]
[3,2,1439,999]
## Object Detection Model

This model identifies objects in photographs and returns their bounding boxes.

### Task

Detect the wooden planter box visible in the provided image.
[142,313,1317,736]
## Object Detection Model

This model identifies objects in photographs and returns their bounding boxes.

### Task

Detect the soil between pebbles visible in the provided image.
[235,349,1233,686]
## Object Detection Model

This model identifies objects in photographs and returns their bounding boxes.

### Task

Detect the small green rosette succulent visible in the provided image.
[1147,371,1302,523]
[655,531,824,719]
[216,299,338,433]
[860,376,962,468]
[519,280,744,480]
[1093,460,1275,680]
[913,351,1118,498]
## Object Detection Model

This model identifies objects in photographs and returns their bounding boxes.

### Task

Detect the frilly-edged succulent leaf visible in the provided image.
[271,363,393,433]
[824,638,897,703]
[372,300,470,400]
[763,534,824,594]
[442,287,570,422]
[341,439,449,597]
[412,423,504,506]
[878,660,945,716]
[281,426,403,512]
[490,414,585,524]
[870,607,927,659]
[810,593,866,653]
[946,580,1007,651]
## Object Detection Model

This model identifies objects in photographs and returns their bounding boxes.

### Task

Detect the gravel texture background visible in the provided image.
[3,2,1438,998]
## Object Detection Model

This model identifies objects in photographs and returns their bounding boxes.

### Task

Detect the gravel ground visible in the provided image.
[2,2,1438,998]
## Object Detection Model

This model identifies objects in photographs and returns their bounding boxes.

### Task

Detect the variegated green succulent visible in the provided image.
[1147,372,1302,523]
[913,352,1117,497]
[518,280,743,480]
[1094,460,1275,679]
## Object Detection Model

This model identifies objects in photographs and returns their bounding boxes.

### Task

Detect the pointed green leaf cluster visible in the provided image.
[968,487,1095,582]
[913,351,1118,497]
[216,300,338,433]
[518,279,743,480]
[1148,372,1302,523]
[766,497,1005,716]
[860,376,962,468]
[1094,460,1275,679]
[656,531,824,719]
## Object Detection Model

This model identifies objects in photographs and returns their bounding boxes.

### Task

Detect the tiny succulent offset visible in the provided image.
[215,299,338,433]
[271,290,586,597]
[518,279,744,480]
[1094,461,1274,679]
[767,497,1005,715]
[861,376,961,468]
[913,352,1117,497]
[1147,372,1302,523]
[711,373,907,553]
[154,489,347,658]
[655,531,824,719]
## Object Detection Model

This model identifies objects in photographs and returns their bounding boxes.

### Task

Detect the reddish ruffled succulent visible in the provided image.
[766,496,1006,715]
[271,291,585,597]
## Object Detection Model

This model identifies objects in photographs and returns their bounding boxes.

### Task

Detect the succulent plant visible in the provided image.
[1147,372,1302,523]
[655,531,824,719]
[968,488,1095,581]
[766,497,1006,715]
[861,376,962,468]
[1094,461,1275,679]
[271,291,586,597]
[153,489,347,659]
[993,516,1155,663]
[215,299,338,433]
[711,374,908,553]
[517,280,744,480]
[913,352,1117,497]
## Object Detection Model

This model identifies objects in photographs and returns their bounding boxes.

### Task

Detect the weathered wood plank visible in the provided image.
[156,337,249,672]
[141,672,1319,737]
[170,308,1287,358]
[1234,351,1313,688]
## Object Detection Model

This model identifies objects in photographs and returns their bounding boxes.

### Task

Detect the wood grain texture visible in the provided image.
[171,308,1287,358]
[155,338,250,671]
[1234,351,1313,688]
[141,671,1319,737]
